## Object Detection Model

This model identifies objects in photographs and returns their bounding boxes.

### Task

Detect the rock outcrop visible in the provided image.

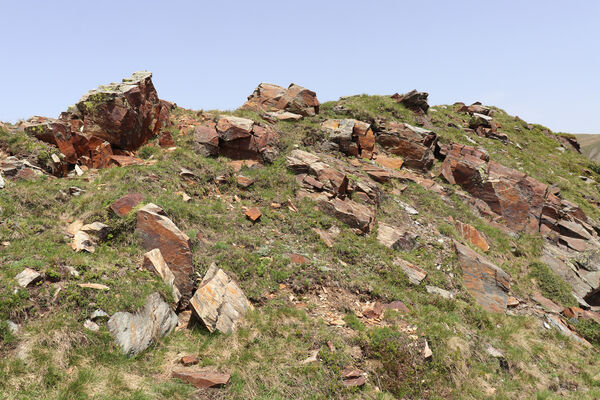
[107,292,178,356]
[241,83,319,117]
[391,90,429,113]
[321,119,375,159]
[376,122,437,170]
[23,72,169,173]
[136,204,194,300]
[190,264,253,334]
[454,241,510,313]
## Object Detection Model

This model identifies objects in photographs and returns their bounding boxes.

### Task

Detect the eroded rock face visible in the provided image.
[241,83,319,117]
[454,240,510,313]
[391,90,429,113]
[136,204,194,300]
[107,292,177,356]
[376,122,437,170]
[23,72,170,172]
[321,119,375,159]
[190,264,252,334]
[194,115,279,163]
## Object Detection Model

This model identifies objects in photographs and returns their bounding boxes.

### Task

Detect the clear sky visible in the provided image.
[1,1,599,133]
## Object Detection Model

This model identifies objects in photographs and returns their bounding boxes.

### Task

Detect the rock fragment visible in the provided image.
[142,248,182,304]
[110,193,144,217]
[15,268,42,288]
[242,82,319,117]
[394,259,427,285]
[172,369,231,389]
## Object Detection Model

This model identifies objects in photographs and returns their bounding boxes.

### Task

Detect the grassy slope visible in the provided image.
[1,101,600,399]
[576,134,600,163]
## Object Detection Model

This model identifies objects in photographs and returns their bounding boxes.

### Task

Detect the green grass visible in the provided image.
[528,262,578,307]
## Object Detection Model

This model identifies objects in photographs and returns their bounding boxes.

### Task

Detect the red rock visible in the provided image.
[158,131,175,148]
[454,220,489,252]
[454,240,510,313]
[375,155,404,169]
[318,197,375,234]
[172,369,230,389]
[245,207,262,222]
[289,253,310,265]
[458,103,493,116]
[507,297,519,307]
[242,82,319,117]
[136,204,194,300]
[341,368,366,387]
[236,176,255,188]
[110,193,144,217]
[376,122,437,170]
[394,258,427,285]
[180,355,199,366]
[385,300,410,313]
[532,293,563,313]
[322,118,374,158]
[107,155,144,167]
[193,124,219,156]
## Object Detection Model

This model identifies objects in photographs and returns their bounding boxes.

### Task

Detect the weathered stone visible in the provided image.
[15,268,41,288]
[142,249,182,304]
[193,124,219,156]
[454,241,510,313]
[110,193,144,217]
[286,150,349,196]
[376,122,437,170]
[312,227,339,248]
[180,355,199,366]
[136,204,194,300]
[531,292,563,313]
[78,283,110,290]
[189,264,253,334]
[377,223,414,250]
[71,222,109,253]
[458,103,493,116]
[454,220,489,252]
[394,259,427,285]
[245,207,262,222]
[215,116,279,163]
[426,285,454,299]
[341,368,366,387]
[391,90,429,113]
[107,292,177,356]
[374,155,404,170]
[574,250,600,272]
[242,82,319,117]
[321,119,375,158]
[158,131,175,148]
[236,176,254,188]
[172,369,231,389]
[318,197,375,234]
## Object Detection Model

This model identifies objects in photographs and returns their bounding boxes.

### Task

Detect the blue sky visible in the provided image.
[1,1,599,133]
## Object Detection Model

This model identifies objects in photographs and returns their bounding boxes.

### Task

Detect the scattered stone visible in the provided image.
[454,241,510,312]
[158,131,175,148]
[453,219,489,252]
[300,349,320,364]
[172,369,231,389]
[142,248,182,304]
[71,222,109,253]
[376,122,437,170]
[78,283,110,290]
[544,314,591,346]
[423,339,433,359]
[485,345,504,358]
[180,355,199,366]
[377,223,414,250]
[189,263,253,334]
[136,203,194,300]
[362,301,385,319]
[245,207,262,222]
[531,293,563,314]
[289,253,310,265]
[236,175,254,188]
[90,309,109,320]
[110,193,144,217]
[84,319,100,332]
[341,368,366,387]
[321,118,374,158]
[6,320,18,334]
[425,285,454,299]
[506,297,520,307]
[312,226,339,248]
[263,110,303,121]
[394,259,427,285]
[391,90,429,113]
[175,191,191,202]
[15,268,42,288]
[385,300,410,313]
[242,82,319,117]
[318,197,375,234]
[107,292,177,356]
[68,187,85,196]
[374,155,404,170]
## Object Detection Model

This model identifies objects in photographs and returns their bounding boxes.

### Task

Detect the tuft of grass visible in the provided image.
[528,262,577,307]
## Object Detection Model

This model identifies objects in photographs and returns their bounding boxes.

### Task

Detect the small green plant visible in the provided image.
[529,262,577,307]
[137,145,160,159]
[574,319,600,347]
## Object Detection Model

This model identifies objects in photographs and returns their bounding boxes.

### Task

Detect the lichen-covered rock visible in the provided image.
[107,292,177,356]
[190,264,253,334]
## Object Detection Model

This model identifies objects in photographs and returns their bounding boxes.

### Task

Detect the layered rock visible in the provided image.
[318,197,376,234]
[194,115,279,163]
[241,83,319,117]
[376,122,437,170]
[454,241,511,313]
[23,72,169,172]
[136,204,194,300]
[107,292,177,356]
[391,90,429,113]
[321,119,375,159]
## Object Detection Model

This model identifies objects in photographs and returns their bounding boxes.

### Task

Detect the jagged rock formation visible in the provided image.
[241,82,320,117]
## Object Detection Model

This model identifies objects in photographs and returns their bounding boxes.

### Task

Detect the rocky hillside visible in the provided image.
[576,134,600,163]
[2,72,600,399]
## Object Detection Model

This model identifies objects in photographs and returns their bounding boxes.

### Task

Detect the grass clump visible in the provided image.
[573,319,600,347]
[528,262,577,307]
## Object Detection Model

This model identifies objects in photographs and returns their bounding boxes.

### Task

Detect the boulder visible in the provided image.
[321,119,375,159]
[189,264,253,334]
[458,103,493,116]
[376,122,437,170]
[142,249,182,304]
[454,241,510,313]
[71,222,109,253]
[136,204,194,300]
[391,90,429,113]
[241,83,319,117]
[107,292,177,356]
[318,197,375,234]
[193,124,219,157]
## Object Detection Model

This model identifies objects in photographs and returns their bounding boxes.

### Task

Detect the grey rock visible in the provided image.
[107,292,177,356]
[425,285,454,299]
[6,320,18,334]
[90,309,109,320]
[84,319,100,332]
[574,250,600,272]
[190,263,253,334]
[0,173,4,189]
[15,268,42,288]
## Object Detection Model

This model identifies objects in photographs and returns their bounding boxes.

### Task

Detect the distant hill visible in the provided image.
[576,133,600,162]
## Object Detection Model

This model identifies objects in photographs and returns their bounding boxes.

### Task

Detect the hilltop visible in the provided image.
[2,73,600,399]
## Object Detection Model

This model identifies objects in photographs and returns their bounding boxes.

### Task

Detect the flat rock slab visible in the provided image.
[454,240,510,313]
[318,197,375,234]
[110,193,144,217]
[190,264,252,334]
[15,268,41,288]
[107,292,177,356]
[454,220,489,252]
[394,259,427,285]
[172,369,231,388]
[136,203,193,300]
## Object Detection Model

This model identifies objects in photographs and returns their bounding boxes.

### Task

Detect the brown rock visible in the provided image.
[110,193,144,217]
[158,131,175,148]
[236,175,254,188]
[289,253,310,265]
[136,204,194,300]
[180,355,199,366]
[172,369,230,389]
[318,197,375,233]
[341,368,366,387]
[242,82,319,117]
[394,258,427,285]
[142,249,182,304]
[375,155,404,169]
[377,223,414,250]
[245,207,262,222]
[454,241,510,313]
[193,124,219,157]
[391,90,429,113]
[322,118,374,158]
[531,292,563,313]
[376,122,437,170]
[385,300,410,313]
[454,220,489,252]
